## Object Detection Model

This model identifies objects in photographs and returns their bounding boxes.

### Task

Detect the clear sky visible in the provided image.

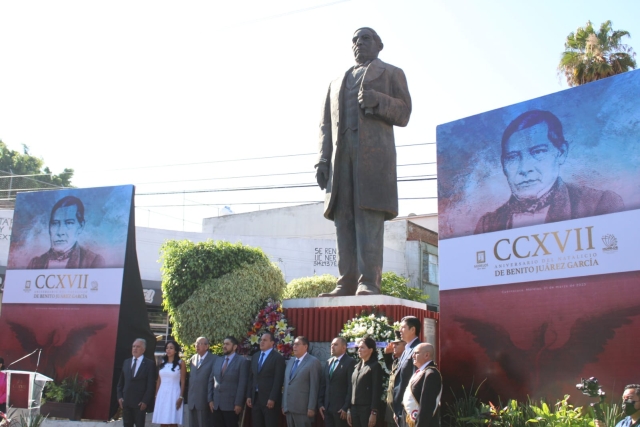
[1,0,638,232]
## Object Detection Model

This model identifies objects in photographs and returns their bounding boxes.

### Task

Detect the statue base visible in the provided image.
[282,295,439,344]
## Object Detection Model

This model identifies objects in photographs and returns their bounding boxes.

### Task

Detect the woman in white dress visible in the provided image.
[153,341,186,427]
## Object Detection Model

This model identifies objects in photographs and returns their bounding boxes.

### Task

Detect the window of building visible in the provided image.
[421,248,439,286]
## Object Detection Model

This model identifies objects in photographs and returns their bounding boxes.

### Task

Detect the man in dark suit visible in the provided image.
[117,339,155,427]
[393,316,421,427]
[475,110,624,234]
[188,336,217,427]
[319,337,356,427]
[282,336,322,427]
[208,336,249,427]
[316,27,412,296]
[403,344,441,427]
[247,332,286,427]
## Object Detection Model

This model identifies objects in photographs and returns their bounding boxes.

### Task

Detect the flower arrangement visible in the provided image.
[340,312,396,400]
[240,299,295,359]
[341,313,396,349]
[0,411,10,427]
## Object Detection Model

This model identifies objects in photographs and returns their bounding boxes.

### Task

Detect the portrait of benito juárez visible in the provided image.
[27,195,105,269]
[475,110,624,234]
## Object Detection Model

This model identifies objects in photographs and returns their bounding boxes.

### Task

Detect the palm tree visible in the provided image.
[558,20,637,87]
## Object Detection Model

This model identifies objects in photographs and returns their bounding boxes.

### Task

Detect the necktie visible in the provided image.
[222,357,229,376]
[132,358,138,376]
[329,358,338,378]
[197,356,202,368]
[290,359,300,378]
[258,352,266,371]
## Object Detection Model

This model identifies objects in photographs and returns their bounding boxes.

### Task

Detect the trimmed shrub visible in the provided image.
[282,271,429,303]
[160,239,268,315]
[283,274,337,299]
[171,256,286,345]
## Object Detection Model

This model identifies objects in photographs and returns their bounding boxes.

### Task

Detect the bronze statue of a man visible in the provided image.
[316,27,412,296]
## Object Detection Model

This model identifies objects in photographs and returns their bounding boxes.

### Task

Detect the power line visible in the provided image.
[109,143,436,171]
[135,176,437,196]
[134,206,201,225]
[135,196,437,208]
[131,162,437,186]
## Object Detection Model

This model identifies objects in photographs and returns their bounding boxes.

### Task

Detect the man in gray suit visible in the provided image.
[282,336,322,427]
[188,336,217,427]
[318,337,356,427]
[208,336,249,427]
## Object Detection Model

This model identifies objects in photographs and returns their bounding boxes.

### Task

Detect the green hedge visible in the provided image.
[283,274,338,299]
[160,240,268,315]
[170,257,286,345]
[282,271,429,303]
[160,240,286,347]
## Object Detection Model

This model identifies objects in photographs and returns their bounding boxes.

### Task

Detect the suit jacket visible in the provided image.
[282,354,322,415]
[188,352,217,410]
[318,354,356,413]
[28,244,106,269]
[350,359,382,411]
[392,339,421,417]
[318,58,412,221]
[475,178,624,234]
[208,354,249,411]
[406,362,442,427]
[247,349,286,405]
[117,356,155,408]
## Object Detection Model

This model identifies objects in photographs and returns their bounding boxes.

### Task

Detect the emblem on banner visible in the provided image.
[91,281,99,291]
[601,234,618,253]
[24,280,31,292]
[474,251,488,270]
[143,289,155,304]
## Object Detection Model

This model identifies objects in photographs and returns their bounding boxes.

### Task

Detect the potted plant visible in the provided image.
[40,373,93,420]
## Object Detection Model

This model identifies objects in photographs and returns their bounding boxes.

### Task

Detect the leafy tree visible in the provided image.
[559,20,637,87]
[380,271,429,303]
[0,141,74,189]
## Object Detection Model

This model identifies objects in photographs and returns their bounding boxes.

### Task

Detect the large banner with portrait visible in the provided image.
[0,185,155,420]
[437,70,640,403]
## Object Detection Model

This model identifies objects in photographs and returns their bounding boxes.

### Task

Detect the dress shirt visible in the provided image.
[197,352,209,367]
[131,356,142,377]
[259,348,273,366]
[400,337,418,364]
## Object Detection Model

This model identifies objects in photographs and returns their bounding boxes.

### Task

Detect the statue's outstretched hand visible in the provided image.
[316,164,329,190]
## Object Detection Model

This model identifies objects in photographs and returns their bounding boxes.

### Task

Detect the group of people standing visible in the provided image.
[115,316,442,427]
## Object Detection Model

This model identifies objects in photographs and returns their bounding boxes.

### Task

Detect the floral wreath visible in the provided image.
[240,299,295,359]
[340,312,399,399]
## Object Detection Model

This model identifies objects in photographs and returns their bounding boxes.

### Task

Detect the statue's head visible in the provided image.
[352,27,383,64]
